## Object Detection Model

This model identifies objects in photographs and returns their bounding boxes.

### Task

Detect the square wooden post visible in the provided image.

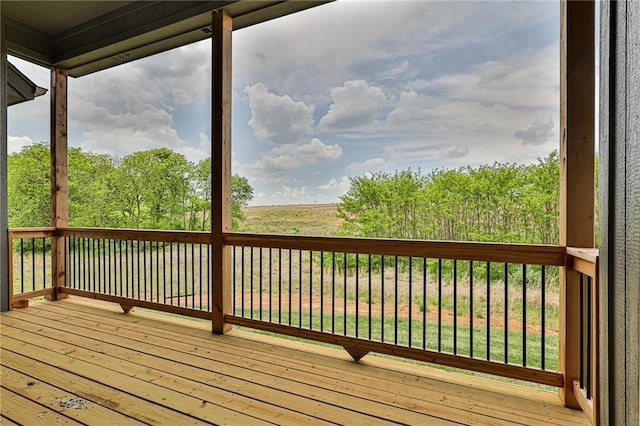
[211,9,233,334]
[559,0,595,409]
[49,67,69,301]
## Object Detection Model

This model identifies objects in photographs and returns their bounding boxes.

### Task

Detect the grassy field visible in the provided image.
[241,203,342,235]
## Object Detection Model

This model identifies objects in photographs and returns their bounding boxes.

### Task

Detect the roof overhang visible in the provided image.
[1,1,329,77]
[7,61,47,106]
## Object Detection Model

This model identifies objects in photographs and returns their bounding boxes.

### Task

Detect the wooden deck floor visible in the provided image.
[1,298,589,425]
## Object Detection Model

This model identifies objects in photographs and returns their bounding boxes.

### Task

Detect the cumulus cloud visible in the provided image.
[244,83,314,144]
[8,136,35,154]
[253,138,341,170]
[243,138,342,183]
[318,80,388,131]
[514,117,554,145]
[345,147,400,173]
[440,145,469,159]
[318,176,351,191]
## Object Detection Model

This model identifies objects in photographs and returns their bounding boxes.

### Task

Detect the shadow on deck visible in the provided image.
[0,297,589,425]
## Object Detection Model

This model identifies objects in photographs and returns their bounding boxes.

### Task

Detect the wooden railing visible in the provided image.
[7,228,56,307]
[7,227,599,422]
[567,247,599,425]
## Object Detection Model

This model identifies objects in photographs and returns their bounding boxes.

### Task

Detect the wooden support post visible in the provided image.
[559,0,595,409]
[1,23,9,312]
[49,67,69,301]
[211,10,233,334]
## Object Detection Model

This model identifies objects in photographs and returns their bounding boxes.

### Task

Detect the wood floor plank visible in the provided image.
[0,415,20,425]
[0,387,82,425]
[0,324,340,426]
[1,350,204,426]
[10,307,502,425]
[3,299,589,426]
[1,365,141,426]
[0,339,270,426]
[32,300,588,425]
[2,315,446,426]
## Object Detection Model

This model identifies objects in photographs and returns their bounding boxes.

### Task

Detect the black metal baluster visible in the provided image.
[232,245,238,315]
[269,248,272,322]
[20,239,24,293]
[287,249,291,326]
[470,261,474,358]
[355,253,358,337]
[199,244,202,310]
[453,259,458,355]
[299,250,303,328]
[170,244,174,305]
[250,247,254,318]
[423,258,427,350]
[83,238,87,291]
[367,254,371,340]
[343,252,347,336]
[278,248,282,324]
[381,255,385,342]
[42,237,46,290]
[438,258,442,352]
[394,256,398,345]
[580,273,584,389]
[321,252,325,333]
[541,266,546,370]
[504,263,509,363]
[206,243,210,311]
[191,243,195,309]
[31,238,36,291]
[163,243,167,304]
[487,262,491,361]
[587,275,593,398]
[241,247,245,316]
[309,251,313,330]
[259,247,263,320]
[119,240,123,296]
[409,257,413,347]
[332,252,336,334]
[522,264,527,367]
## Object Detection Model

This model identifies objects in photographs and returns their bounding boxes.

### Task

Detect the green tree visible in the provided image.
[7,143,51,227]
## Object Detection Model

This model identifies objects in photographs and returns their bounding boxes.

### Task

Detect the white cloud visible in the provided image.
[319,80,388,131]
[7,136,35,154]
[176,132,211,162]
[514,117,555,145]
[345,147,400,173]
[244,83,314,144]
[242,138,342,184]
[318,176,351,191]
[440,145,469,159]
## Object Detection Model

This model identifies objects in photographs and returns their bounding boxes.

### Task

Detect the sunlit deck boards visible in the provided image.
[0,298,589,425]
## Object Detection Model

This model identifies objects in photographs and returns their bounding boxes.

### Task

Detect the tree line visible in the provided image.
[7,143,253,231]
[337,152,562,244]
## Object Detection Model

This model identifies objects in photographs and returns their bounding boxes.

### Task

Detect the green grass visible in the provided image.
[234,308,559,390]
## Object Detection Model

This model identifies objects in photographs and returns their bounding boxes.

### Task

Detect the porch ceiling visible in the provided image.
[1,1,328,77]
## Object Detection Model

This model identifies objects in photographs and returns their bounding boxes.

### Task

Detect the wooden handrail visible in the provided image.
[57,227,211,244]
[8,227,56,238]
[225,232,566,266]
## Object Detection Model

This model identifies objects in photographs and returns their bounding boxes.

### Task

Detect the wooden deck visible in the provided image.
[0,298,589,425]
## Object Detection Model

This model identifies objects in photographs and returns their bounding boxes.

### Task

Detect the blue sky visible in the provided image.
[8,0,561,205]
